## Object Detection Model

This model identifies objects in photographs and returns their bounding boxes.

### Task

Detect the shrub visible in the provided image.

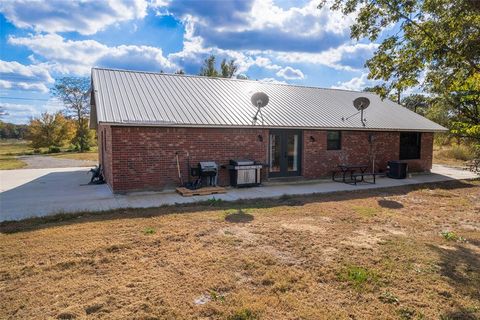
[437,144,475,161]
[47,146,61,154]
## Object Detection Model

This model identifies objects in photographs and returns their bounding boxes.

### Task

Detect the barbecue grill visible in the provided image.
[229,159,263,187]
[198,161,219,186]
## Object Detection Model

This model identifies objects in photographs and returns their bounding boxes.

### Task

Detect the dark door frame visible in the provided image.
[268,129,303,177]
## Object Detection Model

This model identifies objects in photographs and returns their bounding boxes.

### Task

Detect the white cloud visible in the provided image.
[9,34,176,75]
[0,60,54,93]
[0,0,148,35]
[276,66,304,80]
[258,77,287,84]
[275,42,378,71]
[331,72,378,91]
[0,99,64,124]
[245,0,354,37]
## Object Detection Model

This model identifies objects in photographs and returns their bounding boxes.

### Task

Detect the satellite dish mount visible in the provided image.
[353,97,370,127]
[251,92,269,125]
[342,97,370,127]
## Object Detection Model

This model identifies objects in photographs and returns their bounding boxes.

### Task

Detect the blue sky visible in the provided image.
[0,0,381,124]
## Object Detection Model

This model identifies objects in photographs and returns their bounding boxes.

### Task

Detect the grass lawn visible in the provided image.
[1,180,479,319]
[49,150,98,162]
[0,139,97,169]
[0,140,31,169]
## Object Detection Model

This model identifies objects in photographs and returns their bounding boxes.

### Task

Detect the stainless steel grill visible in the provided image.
[229,159,263,187]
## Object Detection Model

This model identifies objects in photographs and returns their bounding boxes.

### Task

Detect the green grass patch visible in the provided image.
[227,308,257,320]
[440,231,466,242]
[339,265,379,289]
[0,156,27,170]
[352,205,380,217]
[143,227,156,235]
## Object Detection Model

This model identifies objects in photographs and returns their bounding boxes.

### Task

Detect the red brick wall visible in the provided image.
[109,126,268,193]
[99,126,434,193]
[303,130,433,179]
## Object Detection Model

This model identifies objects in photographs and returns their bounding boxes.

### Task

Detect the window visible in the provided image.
[399,132,421,160]
[327,131,341,150]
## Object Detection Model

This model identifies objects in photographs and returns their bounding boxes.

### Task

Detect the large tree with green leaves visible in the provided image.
[320,0,480,142]
[51,77,94,152]
[27,112,75,150]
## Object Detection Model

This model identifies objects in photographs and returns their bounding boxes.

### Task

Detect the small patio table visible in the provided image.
[334,164,368,183]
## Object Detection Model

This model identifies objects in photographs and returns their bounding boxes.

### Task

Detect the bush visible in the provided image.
[47,146,61,154]
[437,144,475,161]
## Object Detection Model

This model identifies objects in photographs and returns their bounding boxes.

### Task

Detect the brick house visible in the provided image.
[90,68,446,193]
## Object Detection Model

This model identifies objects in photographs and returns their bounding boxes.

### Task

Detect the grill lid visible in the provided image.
[230,159,254,166]
[199,161,218,169]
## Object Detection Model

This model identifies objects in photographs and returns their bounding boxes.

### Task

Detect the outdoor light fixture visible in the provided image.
[257,135,263,142]
[310,136,315,142]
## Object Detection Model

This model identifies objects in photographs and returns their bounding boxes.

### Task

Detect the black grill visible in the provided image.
[198,161,219,186]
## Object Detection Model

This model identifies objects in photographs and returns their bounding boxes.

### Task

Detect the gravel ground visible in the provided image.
[17,155,97,169]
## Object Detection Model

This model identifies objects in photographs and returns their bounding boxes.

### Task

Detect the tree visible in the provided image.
[221,59,238,78]
[401,94,430,116]
[199,55,238,78]
[51,77,94,151]
[27,112,75,150]
[0,122,28,139]
[320,0,480,142]
[199,55,219,77]
[175,69,185,74]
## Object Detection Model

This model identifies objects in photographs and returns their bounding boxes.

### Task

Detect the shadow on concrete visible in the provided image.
[428,243,480,301]
[225,210,254,223]
[0,178,477,235]
[0,169,110,222]
[378,199,404,209]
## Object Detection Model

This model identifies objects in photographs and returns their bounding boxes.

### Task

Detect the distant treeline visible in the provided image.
[0,121,28,140]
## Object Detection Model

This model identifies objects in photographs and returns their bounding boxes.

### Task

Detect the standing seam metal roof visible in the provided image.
[90,68,447,132]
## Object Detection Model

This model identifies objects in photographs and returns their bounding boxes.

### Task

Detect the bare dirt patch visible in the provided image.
[1,180,479,319]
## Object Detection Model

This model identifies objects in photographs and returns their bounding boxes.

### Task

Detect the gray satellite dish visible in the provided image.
[353,97,370,127]
[353,97,370,111]
[251,92,269,108]
[251,92,269,125]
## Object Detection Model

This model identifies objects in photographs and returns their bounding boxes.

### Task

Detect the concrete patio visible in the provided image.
[0,164,477,222]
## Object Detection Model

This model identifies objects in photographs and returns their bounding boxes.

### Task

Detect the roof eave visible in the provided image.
[97,121,448,133]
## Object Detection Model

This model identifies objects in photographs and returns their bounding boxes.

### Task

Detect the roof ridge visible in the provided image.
[91,67,379,95]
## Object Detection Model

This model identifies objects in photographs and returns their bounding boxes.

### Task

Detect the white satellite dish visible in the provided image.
[353,96,370,127]
[251,92,269,125]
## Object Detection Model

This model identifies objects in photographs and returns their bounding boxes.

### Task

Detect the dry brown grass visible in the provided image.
[1,180,479,319]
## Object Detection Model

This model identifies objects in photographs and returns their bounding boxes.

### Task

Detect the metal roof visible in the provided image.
[90,68,447,132]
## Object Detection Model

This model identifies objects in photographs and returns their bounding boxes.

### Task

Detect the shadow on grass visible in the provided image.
[225,210,254,223]
[378,199,404,209]
[1,179,478,235]
[429,243,480,301]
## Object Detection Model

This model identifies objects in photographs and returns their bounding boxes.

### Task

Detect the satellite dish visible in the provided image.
[353,97,370,111]
[251,92,269,109]
[351,96,370,127]
[251,92,269,125]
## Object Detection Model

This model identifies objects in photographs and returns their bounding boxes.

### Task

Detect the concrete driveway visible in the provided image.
[1,165,478,222]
